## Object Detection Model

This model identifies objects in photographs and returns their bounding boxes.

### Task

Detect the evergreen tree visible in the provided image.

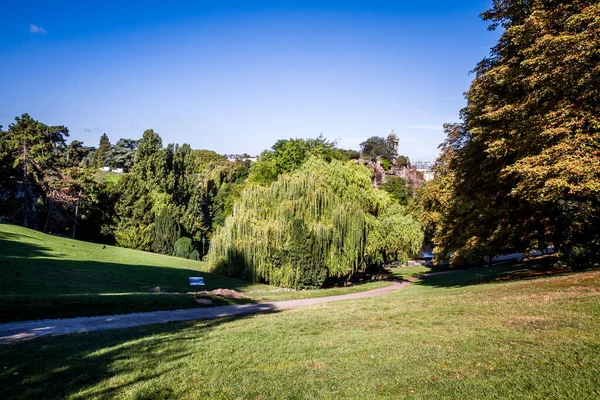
[94,133,111,168]
[152,207,180,255]
[4,114,69,227]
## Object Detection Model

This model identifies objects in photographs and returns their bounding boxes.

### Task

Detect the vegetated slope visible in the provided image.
[0,222,271,322]
[0,222,391,322]
[1,264,598,399]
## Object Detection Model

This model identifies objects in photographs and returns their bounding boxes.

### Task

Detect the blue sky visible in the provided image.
[0,1,498,161]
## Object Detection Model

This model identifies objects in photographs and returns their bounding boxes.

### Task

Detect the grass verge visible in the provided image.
[1,262,599,399]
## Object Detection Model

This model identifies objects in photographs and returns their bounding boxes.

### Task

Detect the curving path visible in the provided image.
[0,278,417,343]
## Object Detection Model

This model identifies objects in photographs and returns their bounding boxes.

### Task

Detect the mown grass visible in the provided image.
[1,262,598,399]
[0,223,394,322]
[94,171,123,184]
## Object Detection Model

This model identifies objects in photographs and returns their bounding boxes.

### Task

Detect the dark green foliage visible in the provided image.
[2,114,69,228]
[381,176,410,206]
[173,237,194,259]
[93,133,111,168]
[335,149,361,160]
[64,140,90,167]
[285,219,328,289]
[152,208,180,255]
[359,136,393,161]
[104,138,137,172]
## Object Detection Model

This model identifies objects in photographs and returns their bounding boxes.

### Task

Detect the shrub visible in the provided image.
[173,237,194,259]
[380,158,392,171]
[189,249,201,261]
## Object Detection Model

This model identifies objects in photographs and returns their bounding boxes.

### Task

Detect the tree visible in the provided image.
[93,133,111,168]
[152,207,180,255]
[381,176,410,206]
[64,140,89,167]
[359,136,393,161]
[104,138,138,172]
[250,136,340,184]
[207,157,423,288]
[4,114,69,227]
[426,1,600,267]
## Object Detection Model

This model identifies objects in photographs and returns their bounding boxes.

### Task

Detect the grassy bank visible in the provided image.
[0,223,394,322]
[1,261,598,399]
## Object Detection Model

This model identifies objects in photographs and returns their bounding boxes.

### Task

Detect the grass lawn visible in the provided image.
[0,223,393,322]
[95,171,124,184]
[1,260,599,399]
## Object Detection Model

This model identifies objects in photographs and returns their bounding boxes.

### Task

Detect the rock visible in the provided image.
[148,286,161,293]
[194,298,214,305]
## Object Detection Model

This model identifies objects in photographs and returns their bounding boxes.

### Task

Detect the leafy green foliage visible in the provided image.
[421,1,600,267]
[250,136,340,184]
[93,133,111,168]
[189,249,201,261]
[380,157,392,171]
[208,157,423,288]
[381,176,410,205]
[173,237,194,259]
[152,208,180,255]
[103,138,137,172]
[359,136,393,161]
[1,114,69,228]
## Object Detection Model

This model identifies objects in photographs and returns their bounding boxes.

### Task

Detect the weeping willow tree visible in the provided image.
[207,157,423,288]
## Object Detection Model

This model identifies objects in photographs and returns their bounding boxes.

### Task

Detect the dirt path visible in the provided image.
[0,279,416,343]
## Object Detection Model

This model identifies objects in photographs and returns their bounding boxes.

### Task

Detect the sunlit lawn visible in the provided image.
[1,261,599,399]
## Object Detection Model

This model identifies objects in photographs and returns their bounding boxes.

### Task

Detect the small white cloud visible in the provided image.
[412,109,427,115]
[29,24,47,34]
[407,125,442,130]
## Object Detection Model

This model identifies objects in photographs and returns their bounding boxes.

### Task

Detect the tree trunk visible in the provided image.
[43,194,54,233]
[22,143,29,228]
[72,189,82,239]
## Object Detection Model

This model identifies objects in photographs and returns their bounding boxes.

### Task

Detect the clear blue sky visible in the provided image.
[0,0,498,161]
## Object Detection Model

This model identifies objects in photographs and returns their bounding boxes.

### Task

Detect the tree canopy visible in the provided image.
[419,0,600,268]
[208,157,423,288]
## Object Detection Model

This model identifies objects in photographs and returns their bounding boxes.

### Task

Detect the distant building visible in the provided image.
[413,161,435,181]
[224,154,258,162]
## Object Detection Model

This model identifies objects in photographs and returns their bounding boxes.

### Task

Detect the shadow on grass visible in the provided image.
[414,257,572,289]
[0,230,261,322]
[0,313,276,400]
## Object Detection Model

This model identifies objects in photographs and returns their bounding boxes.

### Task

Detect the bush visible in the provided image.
[189,249,201,261]
[380,158,392,171]
[173,237,194,259]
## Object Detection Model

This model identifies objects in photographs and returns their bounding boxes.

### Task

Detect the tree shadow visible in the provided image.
[413,257,571,289]
[0,313,277,400]
[0,229,263,322]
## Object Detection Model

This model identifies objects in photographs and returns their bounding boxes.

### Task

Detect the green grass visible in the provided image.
[0,222,393,322]
[95,171,123,184]
[1,260,599,399]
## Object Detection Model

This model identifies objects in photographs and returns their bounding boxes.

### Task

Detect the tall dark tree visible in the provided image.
[359,136,393,161]
[425,0,600,267]
[93,133,111,168]
[104,138,138,172]
[152,207,180,255]
[4,114,69,227]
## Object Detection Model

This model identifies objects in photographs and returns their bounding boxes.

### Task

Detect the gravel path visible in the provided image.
[0,279,416,342]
